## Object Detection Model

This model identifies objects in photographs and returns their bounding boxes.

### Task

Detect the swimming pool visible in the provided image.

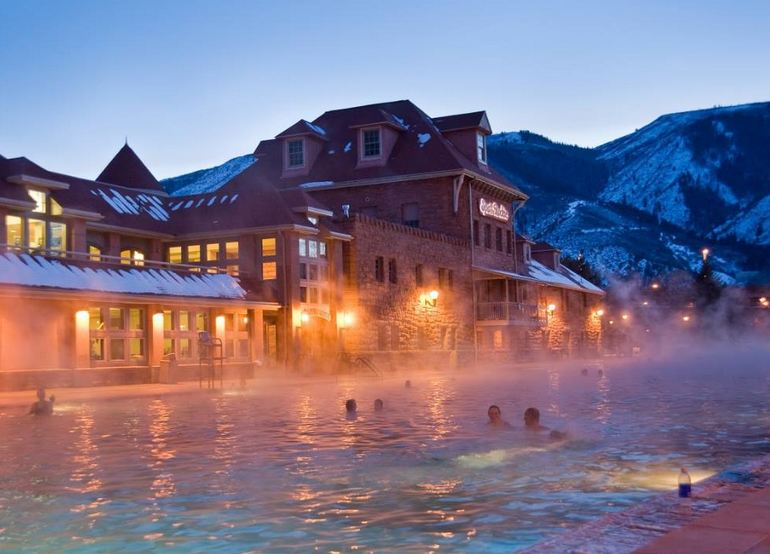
[2,346,770,553]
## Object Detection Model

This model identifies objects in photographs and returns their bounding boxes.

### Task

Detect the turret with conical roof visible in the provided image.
[97,143,166,195]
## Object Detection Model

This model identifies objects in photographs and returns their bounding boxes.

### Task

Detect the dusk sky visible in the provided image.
[1,0,768,179]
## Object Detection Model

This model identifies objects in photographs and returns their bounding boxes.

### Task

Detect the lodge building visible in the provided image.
[0,100,603,389]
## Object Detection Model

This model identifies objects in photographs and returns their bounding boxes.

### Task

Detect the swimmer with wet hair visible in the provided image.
[487,404,511,428]
[345,399,357,413]
[29,387,55,416]
[580,368,589,376]
[404,380,412,388]
[524,407,566,440]
[374,398,384,411]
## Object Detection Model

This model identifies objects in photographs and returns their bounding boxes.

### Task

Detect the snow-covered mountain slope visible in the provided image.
[161,154,255,196]
[488,102,770,284]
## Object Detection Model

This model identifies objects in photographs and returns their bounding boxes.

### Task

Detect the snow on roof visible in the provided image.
[298,181,334,189]
[168,192,241,212]
[162,154,256,196]
[90,188,169,221]
[306,121,327,136]
[0,252,247,299]
[526,259,603,293]
[417,133,431,147]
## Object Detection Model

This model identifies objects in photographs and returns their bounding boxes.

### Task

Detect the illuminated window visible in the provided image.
[163,310,174,331]
[110,339,125,361]
[187,244,201,264]
[179,338,191,358]
[206,243,220,262]
[362,128,381,158]
[49,222,66,253]
[179,311,190,332]
[5,215,22,247]
[89,245,101,262]
[129,308,144,330]
[27,219,46,249]
[168,245,182,264]
[287,139,304,167]
[308,240,318,258]
[29,190,46,213]
[89,308,104,330]
[226,265,239,276]
[262,261,277,280]
[121,249,144,266]
[128,338,144,360]
[262,237,276,257]
[163,338,175,356]
[109,308,125,330]
[50,197,63,216]
[319,241,327,257]
[299,238,307,257]
[196,312,209,332]
[225,241,239,259]
[90,338,104,360]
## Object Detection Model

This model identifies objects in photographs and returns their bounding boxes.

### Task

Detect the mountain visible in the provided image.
[161,154,255,196]
[488,102,770,284]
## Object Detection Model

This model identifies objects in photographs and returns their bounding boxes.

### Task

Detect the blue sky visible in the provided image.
[1,0,768,178]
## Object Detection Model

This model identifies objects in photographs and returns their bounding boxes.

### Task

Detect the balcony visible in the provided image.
[476,301,546,326]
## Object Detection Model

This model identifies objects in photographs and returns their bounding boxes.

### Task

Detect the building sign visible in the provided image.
[478,198,510,223]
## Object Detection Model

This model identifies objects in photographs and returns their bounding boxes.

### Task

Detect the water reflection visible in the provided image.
[147,399,176,499]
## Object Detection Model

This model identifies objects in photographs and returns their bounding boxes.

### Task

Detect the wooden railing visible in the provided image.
[476,301,546,324]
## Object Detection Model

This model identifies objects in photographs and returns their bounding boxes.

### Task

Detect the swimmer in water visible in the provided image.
[404,380,412,388]
[374,398,384,411]
[487,404,511,428]
[523,407,566,440]
[29,387,55,416]
[345,399,357,414]
[581,368,589,376]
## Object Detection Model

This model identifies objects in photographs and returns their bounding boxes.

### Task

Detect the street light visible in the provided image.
[702,248,710,262]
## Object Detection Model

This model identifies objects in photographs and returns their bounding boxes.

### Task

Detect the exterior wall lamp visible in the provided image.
[300,310,310,324]
[421,289,439,307]
[547,303,556,314]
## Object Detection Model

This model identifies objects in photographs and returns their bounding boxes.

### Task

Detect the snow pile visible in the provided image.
[417,133,431,147]
[0,252,247,299]
[162,155,256,196]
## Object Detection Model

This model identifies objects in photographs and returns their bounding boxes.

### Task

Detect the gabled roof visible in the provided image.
[433,111,491,134]
[276,120,328,141]
[243,100,523,198]
[97,143,165,194]
[531,241,560,252]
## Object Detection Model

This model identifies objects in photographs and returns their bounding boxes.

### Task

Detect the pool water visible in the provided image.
[2,349,770,553]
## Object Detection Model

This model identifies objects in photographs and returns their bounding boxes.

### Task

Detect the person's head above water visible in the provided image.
[36,387,46,401]
[374,398,384,411]
[524,407,541,428]
[345,399,357,413]
[488,404,502,424]
[404,380,412,388]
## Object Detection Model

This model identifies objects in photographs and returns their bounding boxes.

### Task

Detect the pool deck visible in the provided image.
[522,454,770,553]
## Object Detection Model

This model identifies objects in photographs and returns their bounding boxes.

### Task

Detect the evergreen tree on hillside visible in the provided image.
[562,252,603,286]
[695,251,722,308]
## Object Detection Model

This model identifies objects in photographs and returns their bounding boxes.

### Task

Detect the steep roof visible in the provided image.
[433,111,491,133]
[97,143,165,194]
[243,100,523,197]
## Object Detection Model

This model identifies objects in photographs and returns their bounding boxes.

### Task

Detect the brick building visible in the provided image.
[0,100,603,389]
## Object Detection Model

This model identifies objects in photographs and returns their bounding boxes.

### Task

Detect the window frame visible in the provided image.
[361,127,382,159]
[287,138,305,168]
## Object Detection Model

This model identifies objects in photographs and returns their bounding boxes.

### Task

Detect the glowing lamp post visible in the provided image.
[300,311,310,325]
[702,248,710,262]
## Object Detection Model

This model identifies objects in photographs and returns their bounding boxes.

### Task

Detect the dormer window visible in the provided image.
[477,132,487,164]
[362,128,381,158]
[287,139,305,168]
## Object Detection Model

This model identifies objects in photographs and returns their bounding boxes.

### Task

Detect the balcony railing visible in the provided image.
[476,301,546,325]
[0,243,242,276]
